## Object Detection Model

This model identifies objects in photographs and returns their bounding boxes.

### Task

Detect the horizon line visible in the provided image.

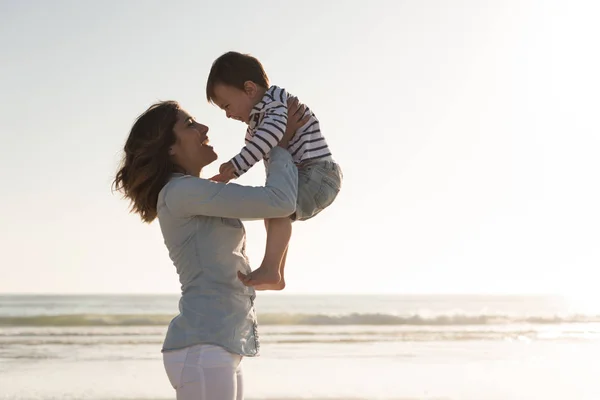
[0,291,565,297]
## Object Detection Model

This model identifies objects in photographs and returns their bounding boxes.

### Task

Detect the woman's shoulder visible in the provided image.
[160,173,188,195]
[160,174,207,199]
[158,174,191,206]
[158,174,222,216]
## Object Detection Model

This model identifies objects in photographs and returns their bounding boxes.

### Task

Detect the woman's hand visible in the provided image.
[279,97,310,148]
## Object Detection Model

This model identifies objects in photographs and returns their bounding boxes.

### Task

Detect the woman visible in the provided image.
[113,98,308,400]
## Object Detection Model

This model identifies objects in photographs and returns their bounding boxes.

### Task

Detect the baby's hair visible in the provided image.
[206,51,270,104]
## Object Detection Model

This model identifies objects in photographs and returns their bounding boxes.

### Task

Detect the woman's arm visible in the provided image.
[164,146,297,219]
[163,98,309,220]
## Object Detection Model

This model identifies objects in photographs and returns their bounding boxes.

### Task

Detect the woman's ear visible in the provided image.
[244,81,258,97]
[168,146,176,156]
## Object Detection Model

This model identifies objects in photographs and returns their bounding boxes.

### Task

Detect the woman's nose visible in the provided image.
[196,123,209,136]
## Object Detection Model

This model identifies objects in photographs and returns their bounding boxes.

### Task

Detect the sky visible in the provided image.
[0,0,598,295]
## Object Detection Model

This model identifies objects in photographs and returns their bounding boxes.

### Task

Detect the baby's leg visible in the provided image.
[278,246,289,288]
[255,246,289,291]
[240,217,291,287]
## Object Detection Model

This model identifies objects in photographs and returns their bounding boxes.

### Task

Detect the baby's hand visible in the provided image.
[209,173,231,183]
[219,161,236,176]
[210,162,237,183]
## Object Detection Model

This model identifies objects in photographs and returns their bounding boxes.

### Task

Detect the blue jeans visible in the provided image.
[293,159,343,221]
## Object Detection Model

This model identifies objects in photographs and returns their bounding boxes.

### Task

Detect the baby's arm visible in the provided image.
[230,102,288,178]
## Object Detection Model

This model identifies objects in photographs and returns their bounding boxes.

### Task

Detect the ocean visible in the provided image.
[1,294,600,400]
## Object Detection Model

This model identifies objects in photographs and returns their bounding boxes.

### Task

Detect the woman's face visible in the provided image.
[169,110,217,174]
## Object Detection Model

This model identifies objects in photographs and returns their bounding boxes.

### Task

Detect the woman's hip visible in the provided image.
[163,343,243,390]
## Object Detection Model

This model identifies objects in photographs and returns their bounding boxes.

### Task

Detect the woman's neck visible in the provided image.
[174,163,200,177]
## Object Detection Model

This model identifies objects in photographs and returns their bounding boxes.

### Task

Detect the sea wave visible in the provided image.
[1,312,600,327]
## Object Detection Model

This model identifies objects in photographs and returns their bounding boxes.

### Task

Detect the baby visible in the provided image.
[206,51,342,290]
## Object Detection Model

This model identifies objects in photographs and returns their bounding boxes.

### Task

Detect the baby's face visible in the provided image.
[212,83,255,124]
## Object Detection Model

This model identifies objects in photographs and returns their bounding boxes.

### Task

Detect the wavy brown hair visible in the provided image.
[113,101,183,223]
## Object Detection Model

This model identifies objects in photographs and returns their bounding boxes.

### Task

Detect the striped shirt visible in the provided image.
[230,85,332,177]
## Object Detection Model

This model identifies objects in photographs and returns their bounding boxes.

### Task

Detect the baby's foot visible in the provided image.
[254,279,286,291]
[237,265,281,287]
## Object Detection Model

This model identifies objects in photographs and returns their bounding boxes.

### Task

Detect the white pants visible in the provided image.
[163,344,244,400]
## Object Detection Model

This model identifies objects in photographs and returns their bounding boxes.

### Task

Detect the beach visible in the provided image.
[1,294,600,399]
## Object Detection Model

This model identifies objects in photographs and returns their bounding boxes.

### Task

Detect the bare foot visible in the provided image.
[254,279,286,291]
[237,265,280,287]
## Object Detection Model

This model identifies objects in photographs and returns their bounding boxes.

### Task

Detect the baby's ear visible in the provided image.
[244,81,258,96]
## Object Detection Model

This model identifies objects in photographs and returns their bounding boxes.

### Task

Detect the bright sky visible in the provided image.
[0,1,598,295]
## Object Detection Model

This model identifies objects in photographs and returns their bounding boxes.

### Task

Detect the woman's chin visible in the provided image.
[206,148,218,163]
[197,148,218,170]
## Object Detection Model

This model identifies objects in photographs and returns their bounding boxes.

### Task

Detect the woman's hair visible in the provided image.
[113,100,182,223]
